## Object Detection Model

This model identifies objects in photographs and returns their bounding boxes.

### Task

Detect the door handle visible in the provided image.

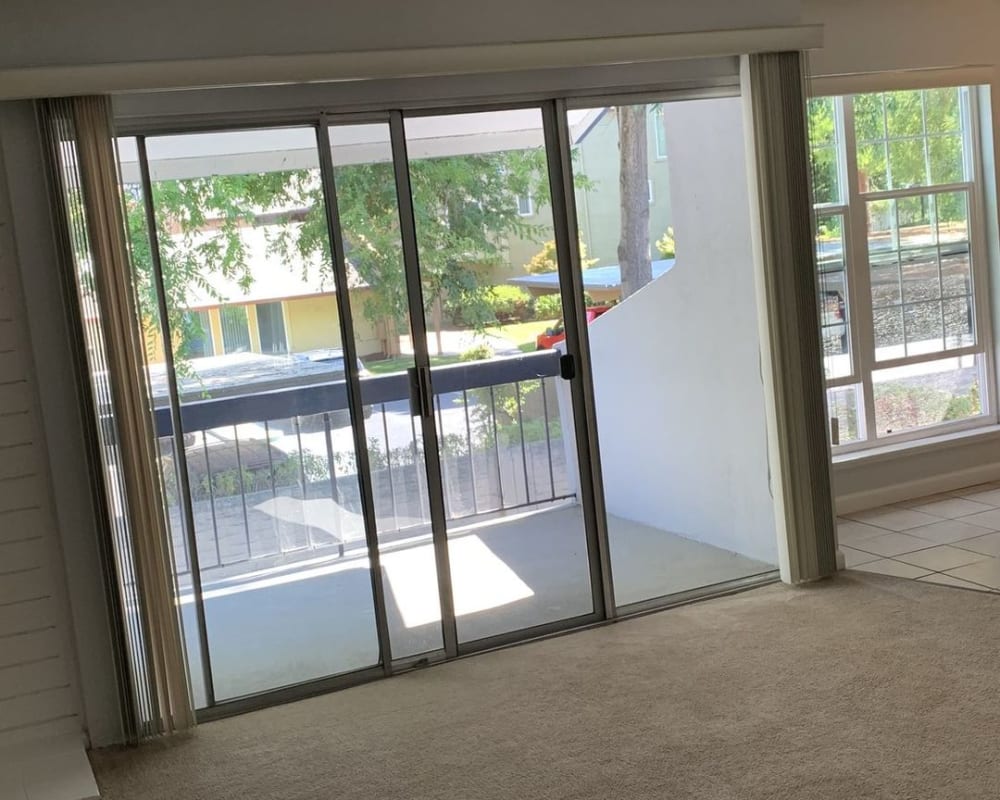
[559,353,576,381]
[407,365,434,418]
[407,366,423,417]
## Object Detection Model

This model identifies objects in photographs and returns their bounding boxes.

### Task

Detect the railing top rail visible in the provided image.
[152,348,561,436]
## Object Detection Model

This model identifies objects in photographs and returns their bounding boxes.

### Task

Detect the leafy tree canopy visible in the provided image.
[128,143,556,356]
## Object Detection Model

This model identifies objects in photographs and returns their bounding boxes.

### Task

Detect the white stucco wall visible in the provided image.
[587,96,778,564]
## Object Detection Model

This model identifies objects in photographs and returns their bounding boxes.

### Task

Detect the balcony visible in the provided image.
[148,348,773,704]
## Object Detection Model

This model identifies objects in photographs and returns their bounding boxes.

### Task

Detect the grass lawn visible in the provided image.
[489,319,558,353]
[362,319,559,374]
[364,352,465,375]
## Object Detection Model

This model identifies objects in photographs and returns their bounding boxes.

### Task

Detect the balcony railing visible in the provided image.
[152,350,574,578]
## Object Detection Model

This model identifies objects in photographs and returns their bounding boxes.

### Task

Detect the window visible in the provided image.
[255,301,287,354]
[182,310,214,359]
[648,179,654,204]
[652,105,667,159]
[516,194,534,217]
[219,304,251,354]
[808,87,992,450]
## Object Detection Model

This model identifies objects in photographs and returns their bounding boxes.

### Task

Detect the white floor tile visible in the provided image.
[944,558,1000,589]
[851,532,937,558]
[954,508,1000,532]
[895,545,990,572]
[842,506,941,531]
[918,573,993,591]
[905,518,996,545]
[836,519,891,547]
[953,531,1000,557]
[840,546,880,568]
[907,497,994,519]
[853,559,932,579]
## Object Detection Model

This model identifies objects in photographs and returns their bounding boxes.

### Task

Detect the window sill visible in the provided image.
[832,422,1000,467]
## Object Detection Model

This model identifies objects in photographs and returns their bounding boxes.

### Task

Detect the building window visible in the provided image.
[808,86,992,450]
[219,304,252,354]
[648,179,654,204]
[516,194,534,217]
[256,302,288,354]
[182,310,214,359]
[652,105,667,160]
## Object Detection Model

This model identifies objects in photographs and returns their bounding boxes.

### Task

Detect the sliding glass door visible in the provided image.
[400,108,597,644]
[563,97,780,608]
[319,121,446,662]
[112,89,780,713]
[123,127,386,702]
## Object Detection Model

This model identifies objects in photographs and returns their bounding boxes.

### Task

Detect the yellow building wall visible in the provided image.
[283,292,382,357]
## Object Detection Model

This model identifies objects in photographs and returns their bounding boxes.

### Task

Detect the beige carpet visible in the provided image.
[91,573,1000,799]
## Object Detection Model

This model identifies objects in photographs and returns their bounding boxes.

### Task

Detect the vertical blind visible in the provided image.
[40,96,196,740]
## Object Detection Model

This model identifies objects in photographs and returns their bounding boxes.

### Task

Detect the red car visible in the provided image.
[536,305,612,350]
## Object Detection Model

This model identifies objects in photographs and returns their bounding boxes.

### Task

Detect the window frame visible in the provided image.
[516,193,534,217]
[813,86,997,453]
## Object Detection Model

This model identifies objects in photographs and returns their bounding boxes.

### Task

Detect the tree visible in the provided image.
[617,105,652,300]
[130,144,555,358]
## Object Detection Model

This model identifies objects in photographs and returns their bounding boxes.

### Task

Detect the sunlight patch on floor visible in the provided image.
[382,535,534,628]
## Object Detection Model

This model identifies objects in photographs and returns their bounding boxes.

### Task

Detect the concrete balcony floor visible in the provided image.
[176,501,775,705]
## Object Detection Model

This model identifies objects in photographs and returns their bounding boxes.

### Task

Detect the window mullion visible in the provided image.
[966,87,998,423]
[842,95,878,444]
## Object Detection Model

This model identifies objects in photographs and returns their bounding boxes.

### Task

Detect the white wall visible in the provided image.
[804,0,1000,79]
[587,96,778,564]
[0,103,123,747]
[0,112,87,749]
[0,0,799,70]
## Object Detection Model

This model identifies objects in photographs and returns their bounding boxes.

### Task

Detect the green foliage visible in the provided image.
[523,238,598,274]
[873,380,980,434]
[485,285,534,323]
[655,227,675,258]
[534,294,562,319]
[460,343,495,362]
[807,89,966,208]
[161,444,327,503]
[131,142,561,358]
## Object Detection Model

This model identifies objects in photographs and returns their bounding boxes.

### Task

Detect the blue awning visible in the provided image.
[508,258,675,291]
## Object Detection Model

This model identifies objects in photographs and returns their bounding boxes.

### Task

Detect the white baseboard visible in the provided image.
[835,462,1000,515]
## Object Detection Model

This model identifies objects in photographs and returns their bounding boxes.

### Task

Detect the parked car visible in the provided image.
[537,305,613,350]
[94,349,373,447]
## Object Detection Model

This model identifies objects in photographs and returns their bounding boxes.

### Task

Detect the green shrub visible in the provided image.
[534,294,562,319]
[487,285,534,323]
[460,343,494,362]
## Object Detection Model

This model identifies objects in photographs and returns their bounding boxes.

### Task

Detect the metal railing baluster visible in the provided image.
[489,385,504,510]
[293,416,310,550]
[541,378,556,500]
[462,388,478,514]
[202,431,221,568]
[515,381,530,505]
[380,404,397,529]
[232,425,252,561]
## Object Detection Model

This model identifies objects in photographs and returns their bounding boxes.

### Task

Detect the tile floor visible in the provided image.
[840,481,1000,591]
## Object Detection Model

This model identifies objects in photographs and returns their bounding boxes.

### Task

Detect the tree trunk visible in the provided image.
[617,105,652,300]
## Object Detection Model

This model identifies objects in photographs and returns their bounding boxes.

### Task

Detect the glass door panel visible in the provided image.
[565,98,779,608]
[134,127,382,702]
[402,108,595,644]
[324,122,444,660]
